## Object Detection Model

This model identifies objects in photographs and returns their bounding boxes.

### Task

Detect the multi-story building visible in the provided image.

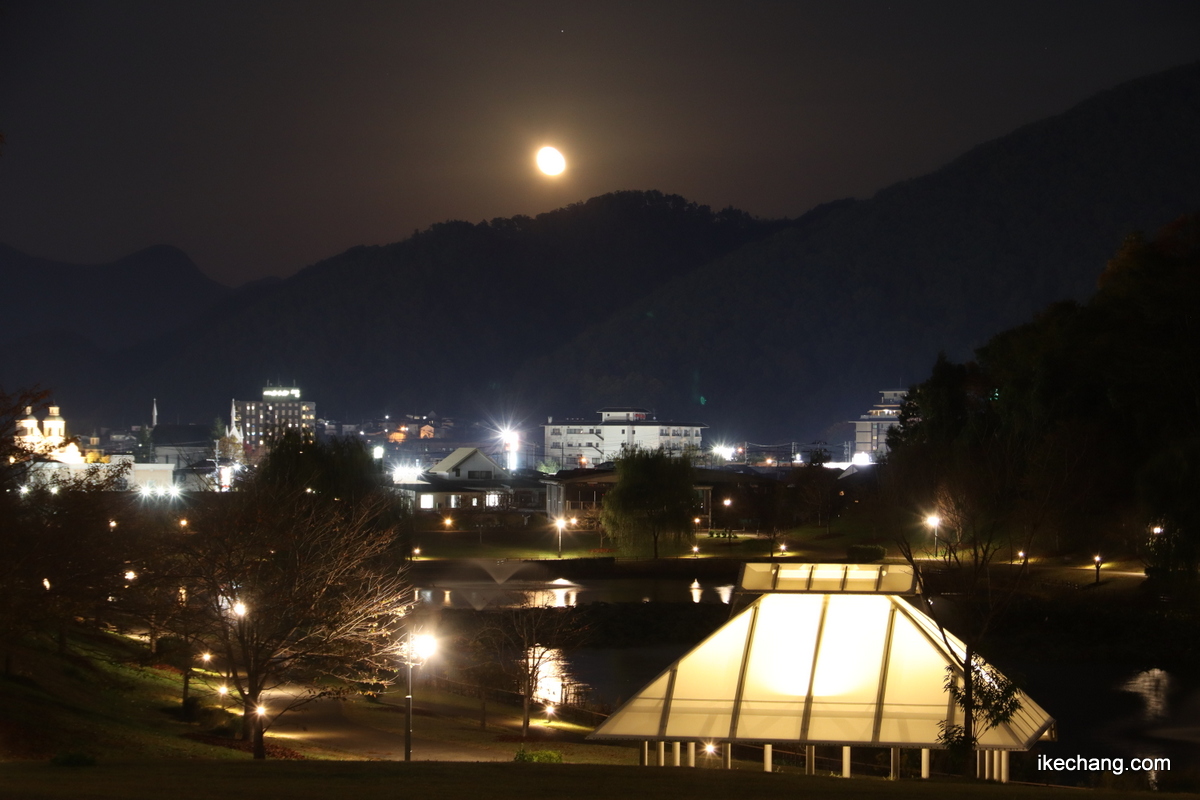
[853,389,907,460]
[542,407,707,468]
[233,386,317,448]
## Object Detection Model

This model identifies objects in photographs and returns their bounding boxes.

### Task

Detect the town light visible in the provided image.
[233,602,247,617]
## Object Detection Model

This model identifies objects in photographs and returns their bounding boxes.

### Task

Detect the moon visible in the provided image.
[536,146,566,176]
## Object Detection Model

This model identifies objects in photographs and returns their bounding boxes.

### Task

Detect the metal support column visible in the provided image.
[806,744,816,775]
[687,742,696,767]
[921,748,930,779]
[890,747,900,780]
[723,743,732,770]
[657,741,665,767]
[842,746,851,778]
[672,742,681,767]
[1001,751,1010,784]
[763,744,772,773]
[641,741,649,766]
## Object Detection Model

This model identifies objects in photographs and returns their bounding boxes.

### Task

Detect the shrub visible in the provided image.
[514,748,563,763]
[50,752,96,767]
[847,544,886,562]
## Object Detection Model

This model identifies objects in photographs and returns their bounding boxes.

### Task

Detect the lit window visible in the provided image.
[419,495,434,509]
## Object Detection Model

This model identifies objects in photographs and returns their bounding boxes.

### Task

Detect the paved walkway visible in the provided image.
[264,689,512,761]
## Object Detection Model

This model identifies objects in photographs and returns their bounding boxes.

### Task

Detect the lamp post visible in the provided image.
[404,629,437,762]
[1094,555,1102,584]
[925,515,941,557]
[556,518,566,559]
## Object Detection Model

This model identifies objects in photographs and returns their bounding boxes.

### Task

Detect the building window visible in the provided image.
[485,493,500,507]
[467,470,492,479]
[419,495,434,509]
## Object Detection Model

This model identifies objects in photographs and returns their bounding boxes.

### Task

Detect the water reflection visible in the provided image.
[1122,669,1171,720]
[413,577,736,609]
[527,646,588,706]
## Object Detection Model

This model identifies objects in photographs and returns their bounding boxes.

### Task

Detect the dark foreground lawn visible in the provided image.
[2,761,1192,800]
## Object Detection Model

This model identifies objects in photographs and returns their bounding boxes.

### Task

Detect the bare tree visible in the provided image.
[484,602,588,739]
[179,485,409,758]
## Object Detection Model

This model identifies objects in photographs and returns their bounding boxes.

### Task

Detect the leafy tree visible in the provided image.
[599,448,697,558]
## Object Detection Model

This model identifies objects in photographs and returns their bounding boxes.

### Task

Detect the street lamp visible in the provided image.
[1094,554,1102,584]
[404,629,438,762]
[692,545,699,559]
[555,518,566,558]
[925,515,941,557]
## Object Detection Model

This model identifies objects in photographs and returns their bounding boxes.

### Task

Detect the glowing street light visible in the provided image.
[412,547,421,561]
[404,629,438,762]
[925,515,941,556]
[692,545,699,559]
[233,602,247,617]
[1094,554,1102,584]
[545,704,556,725]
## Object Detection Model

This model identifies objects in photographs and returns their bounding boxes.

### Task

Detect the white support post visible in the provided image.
[921,748,930,779]
[641,741,649,766]
[806,745,816,775]
[657,741,665,767]
[673,741,681,767]
[1001,751,1010,784]
[842,746,852,778]
[976,750,984,779]
[687,742,696,767]
[723,743,732,770]
[763,744,772,773]
[890,747,900,780]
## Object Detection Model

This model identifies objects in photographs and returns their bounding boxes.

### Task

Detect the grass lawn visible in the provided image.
[3,761,1192,800]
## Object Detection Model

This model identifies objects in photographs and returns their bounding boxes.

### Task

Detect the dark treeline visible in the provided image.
[886,214,1200,571]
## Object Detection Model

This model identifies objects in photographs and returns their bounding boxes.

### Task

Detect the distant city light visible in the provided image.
[392,465,423,483]
[712,445,735,461]
[851,451,872,466]
[373,445,384,459]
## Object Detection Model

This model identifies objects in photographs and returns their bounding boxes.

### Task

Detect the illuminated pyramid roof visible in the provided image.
[589,563,1054,750]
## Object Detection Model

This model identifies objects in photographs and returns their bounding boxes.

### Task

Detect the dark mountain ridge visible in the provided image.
[511,60,1200,442]
[6,61,1200,442]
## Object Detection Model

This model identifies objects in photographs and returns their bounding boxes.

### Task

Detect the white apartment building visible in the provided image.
[853,389,907,460]
[543,407,707,468]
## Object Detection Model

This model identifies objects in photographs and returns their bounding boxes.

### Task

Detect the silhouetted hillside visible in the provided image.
[510,60,1200,441]
[39,192,782,425]
[8,62,1200,441]
[0,244,231,352]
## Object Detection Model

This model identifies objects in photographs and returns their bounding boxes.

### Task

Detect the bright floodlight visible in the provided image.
[373,445,384,459]
[413,633,437,661]
[712,445,735,461]
[218,685,228,696]
[392,465,422,483]
[925,515,941,528]
[256,705,267,716]
[233,602,247,616]
[168,485,180,497]
[556,518,566,531]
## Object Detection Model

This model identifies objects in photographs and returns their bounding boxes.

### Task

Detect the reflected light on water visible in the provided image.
[716,585,733,604]
[527,646,589,706]
[690,580,702,604]
[1123,668,1171,720]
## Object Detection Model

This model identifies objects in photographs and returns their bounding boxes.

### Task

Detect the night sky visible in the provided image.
[2,1,1199,287]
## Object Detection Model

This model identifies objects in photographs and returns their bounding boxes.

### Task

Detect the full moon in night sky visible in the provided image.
[536,146,566,176]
